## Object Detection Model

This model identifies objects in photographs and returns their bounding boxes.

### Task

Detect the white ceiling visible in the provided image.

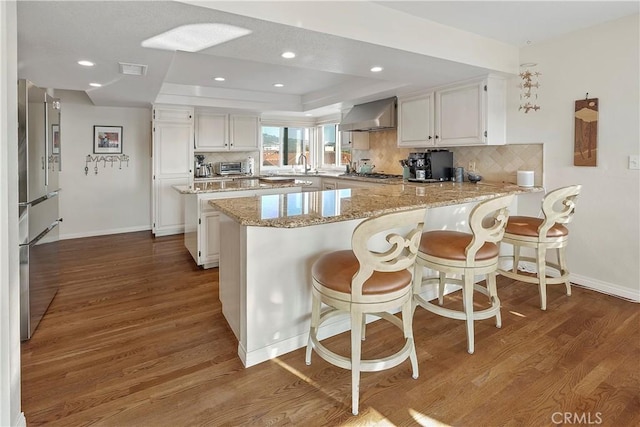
[16,1,639,117]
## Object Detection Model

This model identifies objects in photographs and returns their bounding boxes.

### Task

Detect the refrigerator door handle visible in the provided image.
[20,218,62,248]
[44,102,49,187]
[18,190,59,208]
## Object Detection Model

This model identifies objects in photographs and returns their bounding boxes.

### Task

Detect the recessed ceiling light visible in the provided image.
[89,83,102,87]
[370,66,383,72]
[305,113,312,117]
[281,51,296,59]
[214,77,226,81]
[141,23,252,52]
[273,83,284,88]
[78,60,94,67]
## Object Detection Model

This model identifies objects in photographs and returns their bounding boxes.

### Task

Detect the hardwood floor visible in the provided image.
[21,231,639,426]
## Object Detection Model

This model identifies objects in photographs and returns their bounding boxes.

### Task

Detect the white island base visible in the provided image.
[213,184,537,367]
[218,209,471,367]
[219,214,366,367]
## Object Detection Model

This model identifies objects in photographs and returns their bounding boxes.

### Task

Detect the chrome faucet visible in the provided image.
[298,153,311,175]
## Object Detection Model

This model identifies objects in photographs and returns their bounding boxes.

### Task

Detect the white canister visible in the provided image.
[244,156,255,176]
[517,170,534,187]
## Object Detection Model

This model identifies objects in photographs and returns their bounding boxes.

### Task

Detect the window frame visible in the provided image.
[260,121,316,172]
[317,122,350,171]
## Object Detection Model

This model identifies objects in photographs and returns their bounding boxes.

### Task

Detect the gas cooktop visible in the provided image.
[339,172,403,179]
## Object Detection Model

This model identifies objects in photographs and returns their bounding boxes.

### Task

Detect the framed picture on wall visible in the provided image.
[52,124,60,154]
[93,125,123,154]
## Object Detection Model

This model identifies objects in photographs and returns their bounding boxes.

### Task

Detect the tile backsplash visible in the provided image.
[352,130,543,186]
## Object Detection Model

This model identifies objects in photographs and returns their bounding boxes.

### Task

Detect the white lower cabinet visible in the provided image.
[200,210,221,266]
[322,179,337,190]
[301,176,322,192]
[185,186,301,268]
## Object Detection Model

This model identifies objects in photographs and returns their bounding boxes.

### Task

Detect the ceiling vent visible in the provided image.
[119,62,148,76]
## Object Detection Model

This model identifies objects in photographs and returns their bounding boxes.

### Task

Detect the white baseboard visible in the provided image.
[502,260,639,303]
[153,226,184,237]
[14,412,26,427]
[59,225,151,240]
[570,273,640,302]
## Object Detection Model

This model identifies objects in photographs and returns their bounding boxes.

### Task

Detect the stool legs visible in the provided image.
[351,310,362,415]
[558,247,572,297]
[486,272,502,328]
[305,295,321,365]
[402,298,419,379]
[462,274,475,354]
[438,272,446,305]
[537,246,548,310]
[512,245,521,273]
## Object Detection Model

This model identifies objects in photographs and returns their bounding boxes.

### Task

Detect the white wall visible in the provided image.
[0,1,25,425]
[506,14,640,300]
[58,92,152,239]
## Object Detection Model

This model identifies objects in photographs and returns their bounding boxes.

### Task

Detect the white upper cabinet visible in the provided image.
[230,115,260,151]
[153,106,193,123]
[435,81,485,146]
[397,76,506,147]
[398,92,435,148]
[195,112,227,151]
[195,110,259,152]
[341,131,370,150]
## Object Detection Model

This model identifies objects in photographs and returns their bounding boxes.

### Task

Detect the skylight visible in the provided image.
[141,23,251,52]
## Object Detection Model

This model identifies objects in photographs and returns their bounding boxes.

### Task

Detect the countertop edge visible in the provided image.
[211,183,543,228]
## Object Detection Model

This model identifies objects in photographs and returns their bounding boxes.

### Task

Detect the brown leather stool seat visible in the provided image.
[505,216,569,238]
[413,195,514,354]
[420,231,499,261]
[312,250,413,297]
[498,185,581,310]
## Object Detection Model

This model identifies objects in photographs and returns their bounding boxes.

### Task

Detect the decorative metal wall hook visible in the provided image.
[84,154,130,175]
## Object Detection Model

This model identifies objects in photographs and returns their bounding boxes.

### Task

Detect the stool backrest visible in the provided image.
[467,195,514,264]
[351,208,426,298]
[539,185,581,235]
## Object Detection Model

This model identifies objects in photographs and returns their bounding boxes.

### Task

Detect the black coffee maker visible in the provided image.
[407,150,454,181]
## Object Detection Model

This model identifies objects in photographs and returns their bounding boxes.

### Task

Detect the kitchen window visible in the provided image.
[261,126,311,169]
[319,124,350,168]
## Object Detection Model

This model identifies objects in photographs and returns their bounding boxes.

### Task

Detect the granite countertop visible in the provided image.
[173,178,311,194]
[210,181,544,228]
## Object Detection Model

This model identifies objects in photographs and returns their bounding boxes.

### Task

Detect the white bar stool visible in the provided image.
[413,195,514,354]
[498,185,581,310]
[305,208,426,415]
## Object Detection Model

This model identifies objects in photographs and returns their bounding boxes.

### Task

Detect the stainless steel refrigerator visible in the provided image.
[18,79,62,340]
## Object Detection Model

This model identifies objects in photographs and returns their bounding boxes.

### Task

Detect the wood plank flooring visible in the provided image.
[21,231,639,426]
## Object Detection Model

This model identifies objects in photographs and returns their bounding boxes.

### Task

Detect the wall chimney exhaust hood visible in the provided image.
[339,96,397,132]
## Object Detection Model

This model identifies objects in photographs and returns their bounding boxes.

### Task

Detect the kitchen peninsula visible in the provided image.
[210,182,543,367]
[174,178,310,268]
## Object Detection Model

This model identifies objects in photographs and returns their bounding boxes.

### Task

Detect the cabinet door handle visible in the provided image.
[435,135,439,139]
[428,135,432,140]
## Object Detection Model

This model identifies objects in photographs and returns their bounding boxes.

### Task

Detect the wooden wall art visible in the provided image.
[574,97,598,166]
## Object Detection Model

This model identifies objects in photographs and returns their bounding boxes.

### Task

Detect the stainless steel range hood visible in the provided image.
[339,96,397,132]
